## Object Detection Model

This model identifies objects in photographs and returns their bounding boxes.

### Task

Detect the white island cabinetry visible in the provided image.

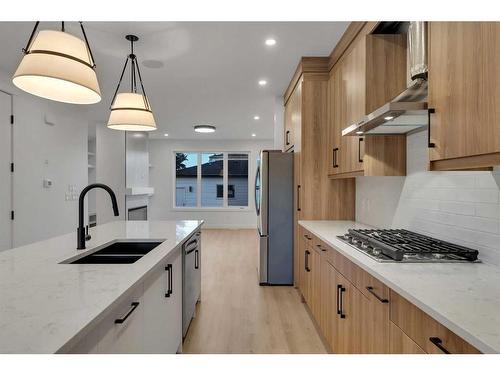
[67,247,182,354]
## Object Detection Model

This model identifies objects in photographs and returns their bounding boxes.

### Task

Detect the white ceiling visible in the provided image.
[0,22,348,140]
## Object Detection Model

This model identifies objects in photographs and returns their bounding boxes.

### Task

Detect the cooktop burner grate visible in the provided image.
[337,229,479,262]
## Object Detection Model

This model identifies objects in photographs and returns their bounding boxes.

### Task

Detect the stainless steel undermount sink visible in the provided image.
[63,240,164,264]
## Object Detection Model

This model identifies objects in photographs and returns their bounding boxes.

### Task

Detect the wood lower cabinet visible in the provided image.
[428,22,500,171]
[390,291,480,354]
[299,224,480,355]
[389,322,426,354]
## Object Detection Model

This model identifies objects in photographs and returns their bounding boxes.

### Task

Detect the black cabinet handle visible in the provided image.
[195,249,199,270]
[333,147,339,168]
[286,130,290,146]
[305,250,311,272]
[337,284,346,319]
[165,264,173,297]
[429,337,450,354]
[358,138,364,163]
[316,244,326,252]
[366,286,389,303]
[303,234,312,240]
[428,108,436,148]
[114,302,139,324]
[297,185,301,212]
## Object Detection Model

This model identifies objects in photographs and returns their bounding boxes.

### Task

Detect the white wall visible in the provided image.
[356,131,500,266]
[149,138,273,228]
[0,74,89,247]
[96,123,126,224]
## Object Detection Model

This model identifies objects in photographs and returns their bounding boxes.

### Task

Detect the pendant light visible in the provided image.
[12,22,101,104]
[107,35,156,131]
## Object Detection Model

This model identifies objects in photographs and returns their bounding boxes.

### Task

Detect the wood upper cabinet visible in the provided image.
[283,79,302,152]
[328,32,407,179]
[428,22,500,171]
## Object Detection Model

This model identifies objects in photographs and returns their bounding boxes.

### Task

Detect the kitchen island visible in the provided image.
[0,220,203,354]
[299,220,500,354]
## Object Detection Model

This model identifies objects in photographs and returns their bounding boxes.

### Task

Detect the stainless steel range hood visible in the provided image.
[342,22,429,137]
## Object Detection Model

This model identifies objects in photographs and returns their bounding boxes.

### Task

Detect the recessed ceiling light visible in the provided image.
[164,133,169,137]
[252,133,256,137]
[258,80,267,86]
[265,38,276,46]
[194,125,216,133]
[254,115,260,120]
[384,116,394,121]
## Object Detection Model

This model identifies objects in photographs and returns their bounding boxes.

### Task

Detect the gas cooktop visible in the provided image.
[337,229,479,263]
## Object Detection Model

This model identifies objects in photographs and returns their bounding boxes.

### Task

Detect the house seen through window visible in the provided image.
[175,152,249,208]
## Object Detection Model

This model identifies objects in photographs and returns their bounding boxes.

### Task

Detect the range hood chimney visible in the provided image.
[342,22,429,137]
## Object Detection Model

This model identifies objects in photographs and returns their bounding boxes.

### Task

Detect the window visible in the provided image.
[174,152,249,209]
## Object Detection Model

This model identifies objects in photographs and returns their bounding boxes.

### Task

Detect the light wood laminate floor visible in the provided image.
[182,229,327,354]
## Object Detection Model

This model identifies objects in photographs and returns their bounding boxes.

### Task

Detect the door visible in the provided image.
[428,22,500,163]
[0,92,12,251]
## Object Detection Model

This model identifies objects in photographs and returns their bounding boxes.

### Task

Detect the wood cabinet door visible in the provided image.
[389,322,426,354]
[284,79,302,152]
[338,39,365,175]
[334,272,368,354]
[327,67,342,176]
[298,234,310,301]
[320,259,339,351]
[309,248,322,323]
[429,22,500,162]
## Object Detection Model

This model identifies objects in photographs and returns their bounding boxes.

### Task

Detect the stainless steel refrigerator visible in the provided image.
[255,150,294,285]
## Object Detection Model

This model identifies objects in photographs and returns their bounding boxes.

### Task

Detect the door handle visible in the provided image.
[333,147,339,168]
[297,185,301,212]
[428,108,436,148]
[114,302,139,324]
[429,337,450,354]
[358,138,364,163]
[286,130,290,146]
[305,250,311,272]
[195,249,199,270]
[165,264,173,297]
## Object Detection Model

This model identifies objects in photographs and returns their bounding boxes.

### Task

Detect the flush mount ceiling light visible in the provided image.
[258,79,267,86]
[194,125,216,133]
[107,35,156,132]
[265,38,276,46]
[12,21,101,104]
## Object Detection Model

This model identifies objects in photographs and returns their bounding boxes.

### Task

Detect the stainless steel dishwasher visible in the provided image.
[182,231,201,338]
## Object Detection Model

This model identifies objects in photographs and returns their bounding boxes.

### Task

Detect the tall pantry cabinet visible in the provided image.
[283,58,355,287]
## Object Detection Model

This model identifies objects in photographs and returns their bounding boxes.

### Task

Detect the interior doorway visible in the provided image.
[0,90,13,251]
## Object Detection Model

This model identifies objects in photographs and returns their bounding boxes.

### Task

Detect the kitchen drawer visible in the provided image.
[313,235,389,303]
[302,228,314,246]
[389,321,425,354]
[390,291,480,354]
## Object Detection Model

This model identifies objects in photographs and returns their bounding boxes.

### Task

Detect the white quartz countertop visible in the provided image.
[0,220,203,354]
[299,220,500,354]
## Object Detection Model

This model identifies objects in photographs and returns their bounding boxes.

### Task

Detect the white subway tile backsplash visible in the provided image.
[356,131,500,266]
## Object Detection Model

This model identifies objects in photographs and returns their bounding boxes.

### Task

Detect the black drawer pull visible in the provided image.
[366,286,389,303]
[303,234,312,240]
[429,337,450,354]
[114,302,139,324]
[305,250,311,272]
[337,284,346,318]
[165,264,173,297]
[195,249,199,269]
[358,138,364,163]
[286,130,290,146]
[316,244,326,252]
[428,108,436,148]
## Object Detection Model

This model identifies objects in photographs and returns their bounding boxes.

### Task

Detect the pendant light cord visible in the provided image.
[22,21,40,53]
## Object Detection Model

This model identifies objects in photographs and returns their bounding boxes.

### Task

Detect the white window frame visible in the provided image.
[173,151,251,211]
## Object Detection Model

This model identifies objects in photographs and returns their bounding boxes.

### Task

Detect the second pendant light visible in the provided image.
[107,35,156,131]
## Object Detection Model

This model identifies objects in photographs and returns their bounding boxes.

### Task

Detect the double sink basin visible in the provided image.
[66,241,163,264]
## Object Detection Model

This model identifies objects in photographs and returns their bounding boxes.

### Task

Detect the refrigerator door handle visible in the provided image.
[254,166,259,216]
